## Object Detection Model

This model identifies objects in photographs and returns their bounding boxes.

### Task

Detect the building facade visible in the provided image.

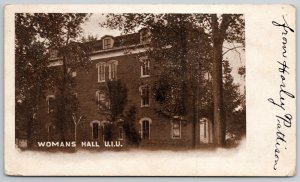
[33,29,214,150]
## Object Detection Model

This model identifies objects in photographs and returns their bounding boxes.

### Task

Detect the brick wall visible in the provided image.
[36,50,198,149]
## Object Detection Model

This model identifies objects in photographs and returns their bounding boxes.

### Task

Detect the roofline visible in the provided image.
[48,44,149,67]
[89,43,148,56]
[100,35,114,39]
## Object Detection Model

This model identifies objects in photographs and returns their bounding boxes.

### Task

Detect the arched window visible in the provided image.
[139,85,150,107]
[103,37,114,49]
[46,95,55,113]
[139,118,152,140]
[96,62,106,82]
[199,118,213,144]
[107,60,118,80]
[46,123,55,140]
[118,127,124,140]
[140,57,150,77]
[90,120,101,140]
[96,91,110,110]
[101,120,111,141]
[171,119,181,139]
[96,91,104,109]
[92,123,99,140]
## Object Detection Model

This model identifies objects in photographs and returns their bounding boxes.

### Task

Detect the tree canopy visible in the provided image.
[101,13,245,146]
[15,13,90,144]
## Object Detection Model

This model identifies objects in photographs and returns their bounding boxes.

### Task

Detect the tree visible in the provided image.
[222,60,245,142]
[15,14,51,147]
[97,79,128,140]
[102,14,212,148]
[208,14,245,146]
[15,13,91,144]
[101,13,244,147]
[123,106,141,146]
[80,35,98,43]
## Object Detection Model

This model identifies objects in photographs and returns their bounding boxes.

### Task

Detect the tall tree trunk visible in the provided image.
[192,71,200,149]
[26,90,38,148]
[26,110,33,148]
[211,15,226,146]
[179,16,187,117]
[179,18,196,148]
[58,55,67,142]
[192,86,196,148]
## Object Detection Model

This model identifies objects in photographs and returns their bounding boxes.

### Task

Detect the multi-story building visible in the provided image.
[34,29,214,150]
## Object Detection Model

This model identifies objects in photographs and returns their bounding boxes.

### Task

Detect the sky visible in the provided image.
[80,14,122,39]
[79,14,245,93]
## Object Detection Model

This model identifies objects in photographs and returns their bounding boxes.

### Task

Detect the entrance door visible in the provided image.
[199,118,213,144]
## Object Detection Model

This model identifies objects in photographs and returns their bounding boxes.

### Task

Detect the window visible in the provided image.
[172,120,181,139]
[71,71,77,77]
[142,120,150,139]
[72,93,78,99]
[46,95,55,113]
[108,60,118,80]
[103,37,113,49]
[140,58,150,77]
[97,63,106,82]
[96,91,110,109]
[199,118,213,144]
[49,49,59,59]
[118,127,124,140]
[47,124,55,140]
[204,122,207,138]
[140,85,150,107]
[92,122,99,140]
[67,68,76,78]
[102,122,112,141]
[140,29,151,44]
[139,118,152,140]
[70,93,78,111]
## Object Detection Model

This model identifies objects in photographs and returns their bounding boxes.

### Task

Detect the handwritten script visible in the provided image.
[268,16,294,170]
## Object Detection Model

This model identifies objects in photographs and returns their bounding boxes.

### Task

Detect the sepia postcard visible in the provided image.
[4,4,296,176]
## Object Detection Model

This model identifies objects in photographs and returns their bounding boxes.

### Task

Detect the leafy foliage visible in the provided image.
[222,60,245,139]
[101,13,245,145]
[103,14,212,118]
[97,80,128,121]
[15,13,90,143]
[80,35,98,43]
[123,106,141,145]
[15,14,51,146]
[97,80,141,144]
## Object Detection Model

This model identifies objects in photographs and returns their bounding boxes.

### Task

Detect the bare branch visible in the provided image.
[222,45,244,56]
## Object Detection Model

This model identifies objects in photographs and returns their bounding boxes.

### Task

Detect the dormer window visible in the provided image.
[103,37,114,49]
[140,29,151,44]
[49,49,60,60]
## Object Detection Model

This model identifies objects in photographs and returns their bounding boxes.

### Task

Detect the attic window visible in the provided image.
[103,37,113,49]
[49,49,59,59]
[140,29,151,44]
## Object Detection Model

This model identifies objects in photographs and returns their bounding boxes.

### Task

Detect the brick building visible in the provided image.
[35,29,214,150]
